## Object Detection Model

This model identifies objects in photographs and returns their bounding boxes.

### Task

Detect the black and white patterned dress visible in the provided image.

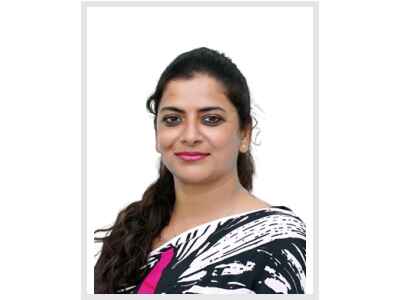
[121,206,306,294]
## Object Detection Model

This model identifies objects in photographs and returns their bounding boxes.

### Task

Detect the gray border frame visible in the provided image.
[82,1,318,299]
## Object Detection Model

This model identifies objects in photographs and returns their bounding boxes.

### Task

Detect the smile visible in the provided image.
[174,152,210,161]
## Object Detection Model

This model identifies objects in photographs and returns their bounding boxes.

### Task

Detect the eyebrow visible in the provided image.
[159,106,226,114]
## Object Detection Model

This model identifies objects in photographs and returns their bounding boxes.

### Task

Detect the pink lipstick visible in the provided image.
[174,152,210,161]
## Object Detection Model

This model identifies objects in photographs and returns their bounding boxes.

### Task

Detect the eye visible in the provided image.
[203,115,224,126]
[161,115,182,126]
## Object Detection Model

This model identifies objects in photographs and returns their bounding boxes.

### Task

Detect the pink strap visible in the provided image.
[137,247,175,294]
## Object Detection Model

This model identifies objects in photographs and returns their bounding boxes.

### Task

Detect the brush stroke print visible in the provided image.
[119,206,306,294]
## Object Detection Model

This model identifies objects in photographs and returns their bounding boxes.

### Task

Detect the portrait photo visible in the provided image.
[83,1,317,298]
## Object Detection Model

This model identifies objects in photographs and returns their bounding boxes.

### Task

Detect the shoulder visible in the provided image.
[242,206,306,293]
[209,205,306,260]
[232,205,306,239]
[194,206,306,293]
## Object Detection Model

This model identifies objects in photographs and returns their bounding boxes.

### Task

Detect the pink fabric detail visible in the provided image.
[137,247,175,294]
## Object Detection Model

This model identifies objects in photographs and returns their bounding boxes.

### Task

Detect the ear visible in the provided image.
[155,131,160,154]
[154,118,161,154]
[239,123,252,153]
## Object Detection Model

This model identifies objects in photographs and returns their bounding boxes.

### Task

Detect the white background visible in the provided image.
[0,0,399,300]
[86,5,313,294]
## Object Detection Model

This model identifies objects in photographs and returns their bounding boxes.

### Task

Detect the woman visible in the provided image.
[94,47,306,294]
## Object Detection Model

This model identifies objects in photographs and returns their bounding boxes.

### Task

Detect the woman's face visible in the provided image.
[155,74,250,185]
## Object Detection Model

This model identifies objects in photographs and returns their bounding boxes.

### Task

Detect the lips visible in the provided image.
[175,152,209,156]
[174,152,210,161]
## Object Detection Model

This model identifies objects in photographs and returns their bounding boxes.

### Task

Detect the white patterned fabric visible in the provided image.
[121,206,306,294]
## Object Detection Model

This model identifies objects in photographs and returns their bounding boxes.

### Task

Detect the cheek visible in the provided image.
[208,130,241,153]
[156,129,179,152]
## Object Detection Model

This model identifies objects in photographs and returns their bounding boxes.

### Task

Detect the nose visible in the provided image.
[180,119,202,146]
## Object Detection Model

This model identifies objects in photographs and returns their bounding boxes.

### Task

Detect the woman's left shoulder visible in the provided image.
[246,205,306,230]
[244,206,306,293]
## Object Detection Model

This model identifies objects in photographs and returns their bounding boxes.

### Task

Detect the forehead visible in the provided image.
[159,75,235,112]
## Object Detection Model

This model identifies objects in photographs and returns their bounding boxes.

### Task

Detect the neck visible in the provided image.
[172,172,248,223]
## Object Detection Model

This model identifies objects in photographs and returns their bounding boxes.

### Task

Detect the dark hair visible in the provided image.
[94,47,255,293]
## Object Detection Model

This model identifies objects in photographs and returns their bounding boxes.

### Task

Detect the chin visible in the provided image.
[172,170,216,185]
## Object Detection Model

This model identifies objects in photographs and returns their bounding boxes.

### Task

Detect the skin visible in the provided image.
[153,73,270,249]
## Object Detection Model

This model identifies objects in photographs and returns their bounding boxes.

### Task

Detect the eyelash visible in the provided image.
[161,115,225,127]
